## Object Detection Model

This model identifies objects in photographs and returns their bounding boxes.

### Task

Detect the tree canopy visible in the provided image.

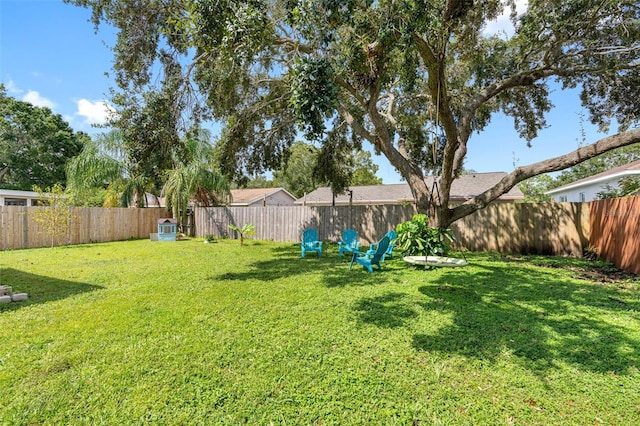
[66,129,154,207]
[67,127,230,213]
[272,141,382,197]
[0,85,86,190]
[68,0,640,226]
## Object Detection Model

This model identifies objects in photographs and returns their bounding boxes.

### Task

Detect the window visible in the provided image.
[5,198,27,206]
[579,192,586,202]
[558,195,568,202]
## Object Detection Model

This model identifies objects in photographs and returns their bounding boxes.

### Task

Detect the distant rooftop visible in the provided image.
[296,172,524,205]
[230,187,296,206]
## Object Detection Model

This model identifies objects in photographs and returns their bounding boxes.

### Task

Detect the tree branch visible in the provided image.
[274,37,314,55]
[336,105,376,145]
[446,129,640,225]
[334,76,368,106]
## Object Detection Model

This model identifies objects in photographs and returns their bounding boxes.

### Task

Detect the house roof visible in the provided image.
[546,159,640,194]
[0,189,40,197]
[295,172,524,205]
[230,187,296,206]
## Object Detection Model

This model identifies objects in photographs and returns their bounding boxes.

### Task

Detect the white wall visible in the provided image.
[0,190,40,206]
[551,177,620,202]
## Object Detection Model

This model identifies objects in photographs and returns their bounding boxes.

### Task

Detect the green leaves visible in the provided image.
[228,222,256,245]
[0,85,84,190]
[30,183,77,247]
[396,214,454,257]
[66,0,640,228]
[289,57,338,140]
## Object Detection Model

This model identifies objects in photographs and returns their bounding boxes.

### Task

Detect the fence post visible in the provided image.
[22,207,29,249]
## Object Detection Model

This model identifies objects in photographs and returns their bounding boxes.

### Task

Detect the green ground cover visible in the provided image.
[1,238,639,425]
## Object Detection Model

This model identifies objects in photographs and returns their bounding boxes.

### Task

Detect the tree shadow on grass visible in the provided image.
[410,264,640,374]
[0,268,103,312]
[209,242,403,286]
[209,243,339,282]
[353,292,419,327]
[321,257,407,288]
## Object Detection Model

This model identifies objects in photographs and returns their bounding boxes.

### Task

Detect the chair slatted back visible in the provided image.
[370,236,390,263]
[302,228,319,244]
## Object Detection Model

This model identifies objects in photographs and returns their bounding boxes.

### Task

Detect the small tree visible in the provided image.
[228,223,256,246]
[597,176,640,199]
[30,184,76,247]
[518,175,554,202]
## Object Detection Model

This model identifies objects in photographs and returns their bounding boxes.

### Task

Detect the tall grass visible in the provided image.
[1,239,639,425]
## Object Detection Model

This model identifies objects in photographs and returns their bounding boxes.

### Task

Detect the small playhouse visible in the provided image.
[156,218,177,241]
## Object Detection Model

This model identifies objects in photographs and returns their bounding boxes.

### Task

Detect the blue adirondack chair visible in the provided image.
[300,228,323,258]
[350,236,390,273]
[366,230,397,261]
[337,228,361,258]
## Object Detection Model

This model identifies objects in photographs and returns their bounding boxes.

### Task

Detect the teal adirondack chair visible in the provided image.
[350,236,390,273]
[366,230,397,261]
[300,228,323,258]
[337,229,361,258]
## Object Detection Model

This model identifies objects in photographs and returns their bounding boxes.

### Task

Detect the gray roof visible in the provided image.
[230,187,296,206]
[296,172,524,205]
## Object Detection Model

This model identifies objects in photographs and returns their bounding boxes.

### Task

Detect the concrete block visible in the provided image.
[0,295,11,303]
[11,293,28,302]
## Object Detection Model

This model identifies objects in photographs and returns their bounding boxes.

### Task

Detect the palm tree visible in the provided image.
[66,129,156,207]
[162,131,231,233]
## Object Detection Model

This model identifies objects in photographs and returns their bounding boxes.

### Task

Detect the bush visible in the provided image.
[396,214,454,257]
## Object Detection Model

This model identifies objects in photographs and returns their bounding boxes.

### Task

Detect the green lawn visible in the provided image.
[1,238,639,425]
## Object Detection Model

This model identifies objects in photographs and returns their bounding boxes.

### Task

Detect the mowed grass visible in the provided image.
[1,238,639,425]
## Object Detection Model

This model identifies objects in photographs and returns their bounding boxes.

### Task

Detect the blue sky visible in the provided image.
[1,0,618,184]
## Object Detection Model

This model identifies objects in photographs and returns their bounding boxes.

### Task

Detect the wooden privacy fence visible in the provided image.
[452,202,590,257]
[2,203,592,256]
[1,206,169,250]
[589,196,640,274]
[195,202,590,256]
[195,205,417,245]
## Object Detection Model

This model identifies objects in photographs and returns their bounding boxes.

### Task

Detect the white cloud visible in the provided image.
[484,0,528,38]
[5,79,23,95]
[22,90,56,109]
[76,98,114,126]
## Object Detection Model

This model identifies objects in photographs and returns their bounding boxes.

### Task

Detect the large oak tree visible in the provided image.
[68,0,640,227]
[0,85,86,190]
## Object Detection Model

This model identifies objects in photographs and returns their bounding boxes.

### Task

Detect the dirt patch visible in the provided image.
[499,254,638,285]
[565,265,637,284]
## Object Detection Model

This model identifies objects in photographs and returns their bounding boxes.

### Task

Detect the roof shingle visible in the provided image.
[295,172,524,205]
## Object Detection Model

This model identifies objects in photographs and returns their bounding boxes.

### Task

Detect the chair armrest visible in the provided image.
[366,243,378,255]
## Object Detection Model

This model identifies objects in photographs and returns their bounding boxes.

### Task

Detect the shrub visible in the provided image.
[30,184,77,248]
[396,214,454,257]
